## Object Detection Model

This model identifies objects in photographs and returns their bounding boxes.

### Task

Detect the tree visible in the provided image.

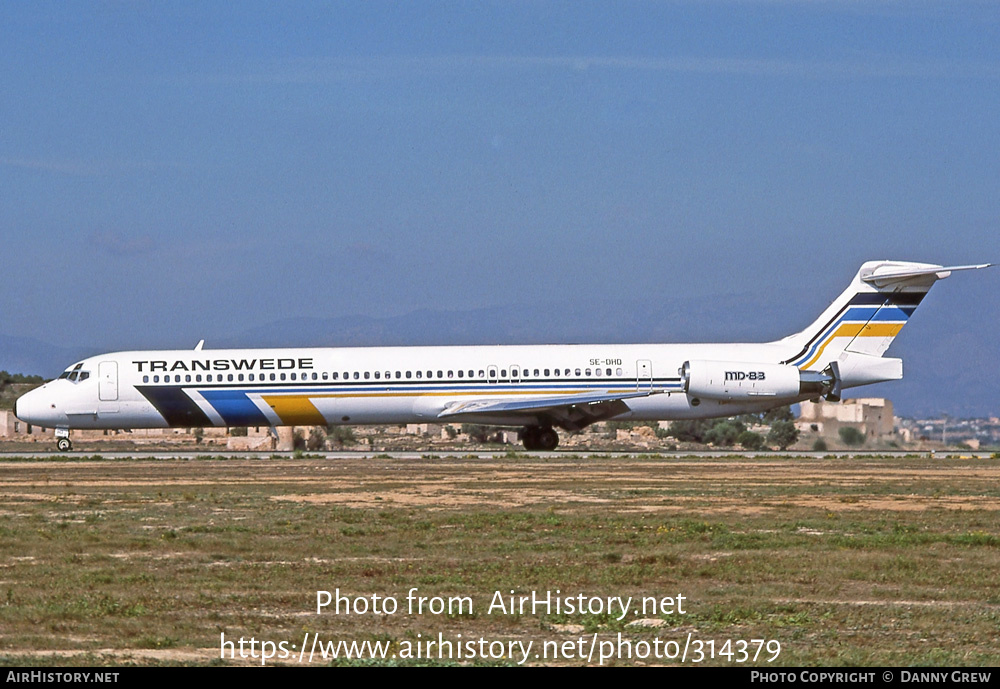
[838,426,865,447]
[703,420,745,447]
[666,419,713,443]
[762,406,795,424]
[327,425,356,447]
[307,427,327,450]
[738,431,766,450]
[767,421,800,450]
[461,424,506,443]
[0,371,45,386]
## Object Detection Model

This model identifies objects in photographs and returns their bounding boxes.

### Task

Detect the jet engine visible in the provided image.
[680,360,841,402]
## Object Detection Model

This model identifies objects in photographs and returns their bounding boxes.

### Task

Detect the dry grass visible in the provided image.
[0,453,998,666]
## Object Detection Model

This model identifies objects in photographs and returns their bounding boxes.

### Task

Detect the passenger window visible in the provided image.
[228,374,234,382]
[186,374,192,382]
[353,372,359,380]
[270,373,276,381]
[196,375,202,382]
[448,370,454,378]
[575,369,581,376]
[364,372,370,380]
[154,375,160,383]
[406,371,412,378]
[416,371,422,379]
[143,375,149,383]
[374,371,380,379]
[457,370,463,378]
[544,369,550,376]
[290,373,296,381]
[280,373,286,381]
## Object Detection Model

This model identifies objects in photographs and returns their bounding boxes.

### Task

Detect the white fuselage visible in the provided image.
[16,341,803,432]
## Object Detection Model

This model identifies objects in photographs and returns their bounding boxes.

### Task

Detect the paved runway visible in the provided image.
[0,449,994,460]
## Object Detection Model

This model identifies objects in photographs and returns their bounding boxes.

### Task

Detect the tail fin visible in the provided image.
[779,261,991,372]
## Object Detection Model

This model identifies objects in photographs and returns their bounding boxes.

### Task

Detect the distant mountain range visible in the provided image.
[2,294,995,418]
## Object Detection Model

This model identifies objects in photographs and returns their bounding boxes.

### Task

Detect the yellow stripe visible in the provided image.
[262,395,326,425]
[802,322,904,370]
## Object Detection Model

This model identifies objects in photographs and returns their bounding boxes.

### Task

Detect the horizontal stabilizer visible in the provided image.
[860,263,992,289]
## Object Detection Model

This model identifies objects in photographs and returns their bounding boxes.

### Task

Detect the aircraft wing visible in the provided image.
[438,389,660,431]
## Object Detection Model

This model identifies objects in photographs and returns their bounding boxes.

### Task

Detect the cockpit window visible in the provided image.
[62,363,90,383]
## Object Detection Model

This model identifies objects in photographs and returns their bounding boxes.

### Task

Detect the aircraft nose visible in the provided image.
[14,387,47,425]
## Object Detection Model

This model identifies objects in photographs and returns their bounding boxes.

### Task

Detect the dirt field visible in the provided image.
[1,452,998,666]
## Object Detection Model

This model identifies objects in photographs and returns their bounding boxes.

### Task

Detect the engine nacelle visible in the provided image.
[680,360,809,401]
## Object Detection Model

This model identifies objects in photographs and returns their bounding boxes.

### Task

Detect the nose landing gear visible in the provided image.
[520,425,559,451]
[54,429,72,452]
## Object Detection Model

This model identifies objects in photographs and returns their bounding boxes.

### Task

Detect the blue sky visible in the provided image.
[3,2,998,355]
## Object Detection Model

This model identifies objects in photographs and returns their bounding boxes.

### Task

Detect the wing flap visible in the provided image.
[438,389,659,430]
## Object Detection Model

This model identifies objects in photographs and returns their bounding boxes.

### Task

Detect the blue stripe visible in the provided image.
[200,389,270,426]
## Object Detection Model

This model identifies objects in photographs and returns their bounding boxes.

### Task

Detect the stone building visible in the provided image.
[797,398,895,442]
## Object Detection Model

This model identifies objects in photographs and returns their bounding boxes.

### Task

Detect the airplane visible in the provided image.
[14,260,992,452]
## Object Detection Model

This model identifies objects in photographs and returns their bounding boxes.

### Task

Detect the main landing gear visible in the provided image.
[521,425,559,451]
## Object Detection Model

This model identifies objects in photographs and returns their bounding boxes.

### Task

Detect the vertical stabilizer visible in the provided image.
[778,261,990,371]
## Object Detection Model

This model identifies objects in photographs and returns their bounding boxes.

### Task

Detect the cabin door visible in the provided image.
[99,361,119,401]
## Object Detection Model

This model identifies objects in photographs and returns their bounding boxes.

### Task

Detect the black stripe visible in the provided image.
[136,386,213,427]
[849,292,926,306]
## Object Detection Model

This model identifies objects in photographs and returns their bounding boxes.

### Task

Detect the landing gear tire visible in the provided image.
[537,428,559,451]
[521,426,559,451]
[56,437,72,452]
